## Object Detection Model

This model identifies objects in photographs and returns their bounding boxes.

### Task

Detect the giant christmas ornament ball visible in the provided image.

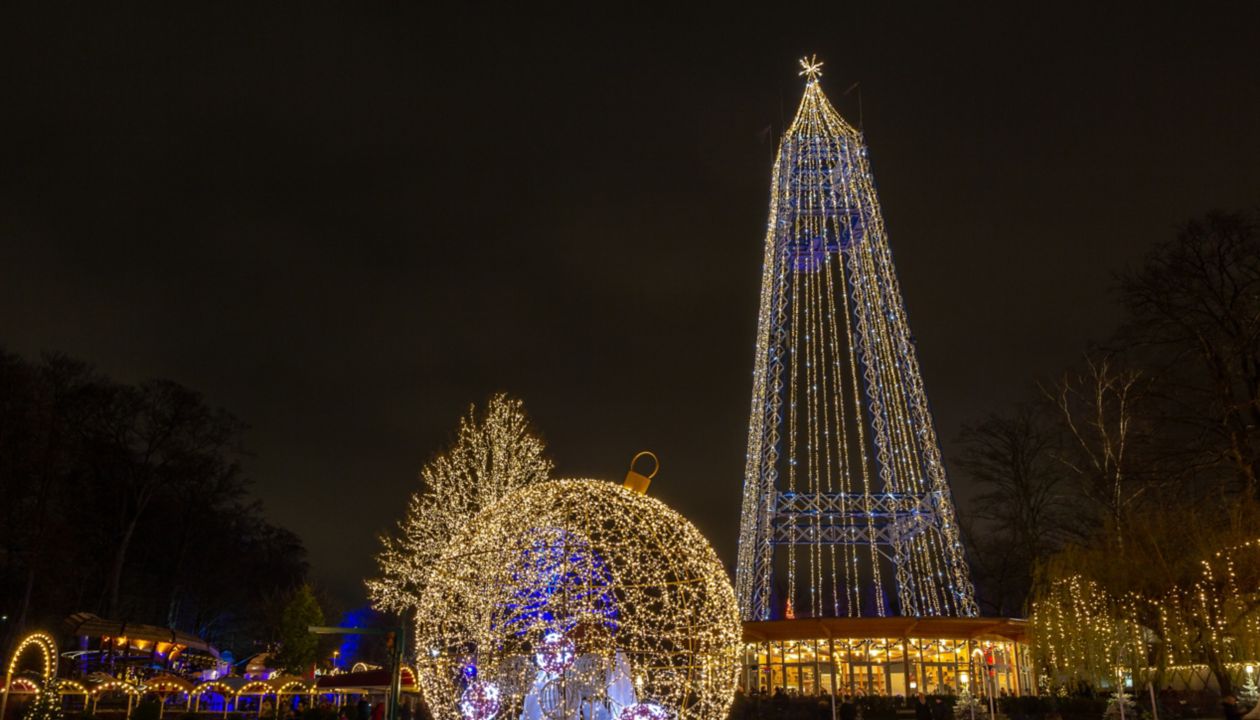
[415,479,741,720]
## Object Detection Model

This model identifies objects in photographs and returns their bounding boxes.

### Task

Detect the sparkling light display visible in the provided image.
[414,479,741,720]
[368,394,553,613]
[735,56,977,620]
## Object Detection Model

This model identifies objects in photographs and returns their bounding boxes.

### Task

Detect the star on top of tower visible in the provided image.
[798,55,823,81]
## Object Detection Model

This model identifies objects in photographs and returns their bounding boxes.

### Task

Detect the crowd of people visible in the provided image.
[730,688,958,720]
[246,695,423,720]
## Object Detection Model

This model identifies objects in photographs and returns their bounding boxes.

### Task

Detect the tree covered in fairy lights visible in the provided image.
[21,682,64,720]
[367,394,552,614]
[1030,504,1260,695]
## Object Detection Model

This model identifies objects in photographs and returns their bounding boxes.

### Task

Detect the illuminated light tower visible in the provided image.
[735,57,978,621]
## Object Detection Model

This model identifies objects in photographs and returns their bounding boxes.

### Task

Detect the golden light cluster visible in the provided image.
[414,479,741,720]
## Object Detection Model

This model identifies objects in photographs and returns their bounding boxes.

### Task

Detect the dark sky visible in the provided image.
[2,3,1259,604]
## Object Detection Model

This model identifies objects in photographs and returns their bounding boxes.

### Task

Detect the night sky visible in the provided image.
[2,4,1259,605]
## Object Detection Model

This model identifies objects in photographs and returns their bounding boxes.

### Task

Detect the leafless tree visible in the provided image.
[1120,210,1260,500]
[955,403,1075,613]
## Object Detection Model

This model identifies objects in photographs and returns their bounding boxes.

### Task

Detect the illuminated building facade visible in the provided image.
[738,618,1031,697]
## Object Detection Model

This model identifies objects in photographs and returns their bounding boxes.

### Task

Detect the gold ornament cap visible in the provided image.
[623,451,659,494]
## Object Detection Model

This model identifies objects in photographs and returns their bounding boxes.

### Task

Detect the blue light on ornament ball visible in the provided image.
[459,681,500,720]
[617,704,671,720]
[534,631,576,676]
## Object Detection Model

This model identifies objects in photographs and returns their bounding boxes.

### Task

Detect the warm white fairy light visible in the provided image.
[414,479,741,720]
[736,57,977,620]
[367,394,552,614]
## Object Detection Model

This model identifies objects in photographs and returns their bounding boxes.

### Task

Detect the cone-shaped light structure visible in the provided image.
[735,58,978,621]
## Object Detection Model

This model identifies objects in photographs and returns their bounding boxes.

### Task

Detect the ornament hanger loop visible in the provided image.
[630,451,659,480]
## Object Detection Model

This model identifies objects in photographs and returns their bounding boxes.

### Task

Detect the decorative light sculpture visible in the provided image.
[535,633,577,677]
[415,478,740,720]
[735,56,978,620]
[1243,665,1259,705]
[617,704,672,720]
[460,681,503,720]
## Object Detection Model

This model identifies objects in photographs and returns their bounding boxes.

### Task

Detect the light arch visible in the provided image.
[6,631,58,682]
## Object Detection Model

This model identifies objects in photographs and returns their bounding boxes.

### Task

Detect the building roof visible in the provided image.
[64,613,219,658]
[315,669,417,692]
[742,616,1028,644]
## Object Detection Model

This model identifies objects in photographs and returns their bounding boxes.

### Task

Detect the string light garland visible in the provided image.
[1,632,59,720]
[368,394,552,614]
[89,681,141,697]
[56,681,89,696]
[736,57,977,620]
[414,479,741,720]
[6,632,57,682]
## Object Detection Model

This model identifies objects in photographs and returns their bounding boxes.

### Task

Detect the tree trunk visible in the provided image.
[166,585,182,629]
[105,514,140,619]
[166,504,197,628]
[13,468,54,649]
[1207,648,1235,697]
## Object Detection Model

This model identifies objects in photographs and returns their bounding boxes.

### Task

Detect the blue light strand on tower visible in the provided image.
[735,58,978,622]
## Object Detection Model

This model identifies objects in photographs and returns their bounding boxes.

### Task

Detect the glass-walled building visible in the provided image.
[741,617,1031,697]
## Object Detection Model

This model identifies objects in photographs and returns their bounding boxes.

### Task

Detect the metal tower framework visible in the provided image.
[735,59,978,622]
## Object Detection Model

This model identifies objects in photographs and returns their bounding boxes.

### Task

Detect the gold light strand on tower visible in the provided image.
[736,58,977,621]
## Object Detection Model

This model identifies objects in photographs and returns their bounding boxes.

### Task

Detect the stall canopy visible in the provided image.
[315,670,417,693]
